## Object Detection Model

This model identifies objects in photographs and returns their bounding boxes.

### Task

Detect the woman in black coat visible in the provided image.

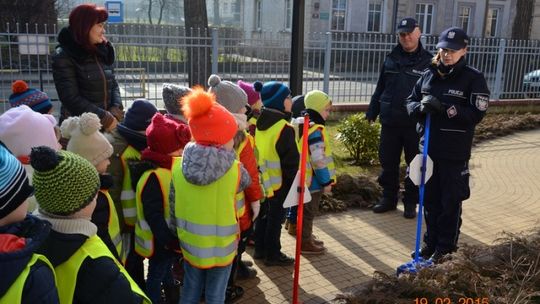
[406,27,490,263]
[52,4,123,132]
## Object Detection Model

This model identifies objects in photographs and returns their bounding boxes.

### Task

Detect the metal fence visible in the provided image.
[1,23,540,112]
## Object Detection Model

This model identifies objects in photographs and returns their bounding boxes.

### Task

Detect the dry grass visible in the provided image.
[332,230,540,304]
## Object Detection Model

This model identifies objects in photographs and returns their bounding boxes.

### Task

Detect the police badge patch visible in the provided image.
[447,105,457,118]
[471,93,489,111]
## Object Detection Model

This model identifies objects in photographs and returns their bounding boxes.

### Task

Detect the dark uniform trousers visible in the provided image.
[254,196,287,259]
[423,159,470,253]
[378,125,419,206]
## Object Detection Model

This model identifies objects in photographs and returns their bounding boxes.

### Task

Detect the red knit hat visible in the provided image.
[181,87,237,146]
[146,113,191,154]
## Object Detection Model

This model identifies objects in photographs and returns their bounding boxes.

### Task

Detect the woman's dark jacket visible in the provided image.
[52,27,122,126]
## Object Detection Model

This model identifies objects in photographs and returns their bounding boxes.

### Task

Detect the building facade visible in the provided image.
[240,0,539,39]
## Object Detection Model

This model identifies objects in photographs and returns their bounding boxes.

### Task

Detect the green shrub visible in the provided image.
[335,113,380,165]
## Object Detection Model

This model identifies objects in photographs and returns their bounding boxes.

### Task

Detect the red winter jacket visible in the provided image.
[237,133,263,231]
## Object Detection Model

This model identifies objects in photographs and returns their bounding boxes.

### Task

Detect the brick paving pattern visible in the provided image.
[237,129,540,303]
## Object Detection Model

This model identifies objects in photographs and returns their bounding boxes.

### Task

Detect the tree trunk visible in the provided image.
[183,0,211,87]
[157,0,165,25]
[148,0,153,24]
[511,0,534,39]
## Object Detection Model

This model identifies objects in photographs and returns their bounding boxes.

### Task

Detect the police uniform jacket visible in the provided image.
[406,57,490,161]
[367,42,432,127]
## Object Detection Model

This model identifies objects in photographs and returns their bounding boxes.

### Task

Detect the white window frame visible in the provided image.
[485,7,500,37]
[331,0,347,31]
[255,0,262,30]
[367,0,383,32]
[457,5,472,33]
[416,3,434,35]
[285,0,293,30]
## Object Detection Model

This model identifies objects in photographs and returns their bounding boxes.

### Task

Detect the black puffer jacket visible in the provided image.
[366,43,432,127]
[52,27,122,127]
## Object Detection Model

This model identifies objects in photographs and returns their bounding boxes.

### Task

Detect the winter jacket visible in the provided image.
[91,174,121,262]
[36,216,144,304]
[367,42,432,127]
[52,27,122,128]
[406,57,490,161]
[169,142,251,230]
[0,215,58,303]
[256,108,299,203]
[129,160,179,258]
[235,131,264,231]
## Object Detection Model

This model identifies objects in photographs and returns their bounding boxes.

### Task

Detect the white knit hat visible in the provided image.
[0,105,59,157]
[61,112,113,166]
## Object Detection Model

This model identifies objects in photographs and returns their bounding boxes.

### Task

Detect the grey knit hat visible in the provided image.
[162,83,192,115]
[207,74,247,114]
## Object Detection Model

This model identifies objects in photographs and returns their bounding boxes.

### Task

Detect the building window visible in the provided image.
[416,3,434,34]
[255,0,262,30]
[331,0,346,31]
[367,0,383,32]
[485,8,499,37]
[285,0,292,30]
[457,6,472,33]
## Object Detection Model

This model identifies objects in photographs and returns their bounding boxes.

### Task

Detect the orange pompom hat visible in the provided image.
[181,87,237,146]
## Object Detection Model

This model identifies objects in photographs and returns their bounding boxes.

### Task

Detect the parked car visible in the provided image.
[523,69,540,98]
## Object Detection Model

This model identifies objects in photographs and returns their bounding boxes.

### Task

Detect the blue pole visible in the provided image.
[414,113,431,264]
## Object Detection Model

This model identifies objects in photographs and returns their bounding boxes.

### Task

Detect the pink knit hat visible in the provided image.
[237,80,260,106]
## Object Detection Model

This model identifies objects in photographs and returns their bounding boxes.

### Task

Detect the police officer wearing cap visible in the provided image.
[366,17,432,219]
[405,27,490,263]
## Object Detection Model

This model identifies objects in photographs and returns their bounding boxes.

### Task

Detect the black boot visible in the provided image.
[410,245,435,259]
[225,285,244,303]
[372,197,397,213]
[430,250,453,264]
[403,204,417,219]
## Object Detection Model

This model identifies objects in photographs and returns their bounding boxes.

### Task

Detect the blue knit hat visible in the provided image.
[254,81,291,111]
[0,144,33,219]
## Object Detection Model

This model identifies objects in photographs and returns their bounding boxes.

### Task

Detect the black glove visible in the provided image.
[420,95,445,114]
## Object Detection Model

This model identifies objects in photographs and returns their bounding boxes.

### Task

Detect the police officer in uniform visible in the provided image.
[366,18,432,218]
[406,27,490,263]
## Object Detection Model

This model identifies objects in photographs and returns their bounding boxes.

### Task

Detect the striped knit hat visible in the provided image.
[9,80,52,114]
[30,146,99,216]
[0,144,33,219]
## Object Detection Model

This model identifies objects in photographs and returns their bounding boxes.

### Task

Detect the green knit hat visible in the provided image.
[304,90,331,114]
[30,146,99,216]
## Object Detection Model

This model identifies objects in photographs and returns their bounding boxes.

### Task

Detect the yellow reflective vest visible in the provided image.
[255,119,295,198]
[171,157,240,269]
[134,167,172,258]
[99,190,125,263]
[300,124,336,188]
[54,235,150,304]
[120,145,141,226]
[0,254,56,303]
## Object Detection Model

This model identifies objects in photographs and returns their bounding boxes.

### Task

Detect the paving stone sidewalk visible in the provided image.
[237,129,540,303]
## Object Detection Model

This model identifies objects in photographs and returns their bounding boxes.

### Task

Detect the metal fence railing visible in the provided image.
[1,23,540,112]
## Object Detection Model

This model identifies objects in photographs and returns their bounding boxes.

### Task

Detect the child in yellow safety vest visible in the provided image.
[60,112,124,263]
[108,99,158,287]
[252,81,300,267]
[129,113,190,304]
[0,144,59,303]
[296,90,336,255]
[170,88,251,304]
[31,146,150,304]
[208,75,264,302]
